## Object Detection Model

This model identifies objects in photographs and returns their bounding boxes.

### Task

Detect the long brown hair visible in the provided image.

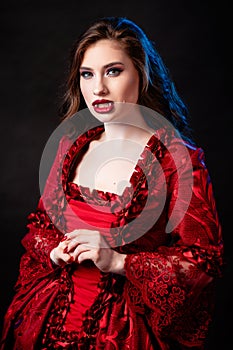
[60,17,194,144]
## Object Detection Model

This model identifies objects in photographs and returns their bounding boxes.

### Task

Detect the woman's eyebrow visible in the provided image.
[80,62,125,70]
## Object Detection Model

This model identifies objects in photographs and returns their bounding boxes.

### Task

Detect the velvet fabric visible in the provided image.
[0,125,223,349]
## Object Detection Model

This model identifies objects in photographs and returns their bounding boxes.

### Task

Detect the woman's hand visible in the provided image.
[50,237,75,267]
[50,229,126,275]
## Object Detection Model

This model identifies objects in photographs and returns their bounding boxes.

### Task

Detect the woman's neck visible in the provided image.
[102,113,154,142]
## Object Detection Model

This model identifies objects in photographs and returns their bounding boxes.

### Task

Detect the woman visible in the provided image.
[1,17,223,349]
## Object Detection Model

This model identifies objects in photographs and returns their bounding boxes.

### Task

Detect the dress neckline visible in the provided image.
[63,125,159,201]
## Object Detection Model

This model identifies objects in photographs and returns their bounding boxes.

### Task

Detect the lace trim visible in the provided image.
[124,251,214,345]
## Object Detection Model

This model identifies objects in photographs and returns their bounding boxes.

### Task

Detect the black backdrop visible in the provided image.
[0,0,232,348]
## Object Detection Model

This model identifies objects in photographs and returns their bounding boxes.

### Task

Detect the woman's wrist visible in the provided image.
[111,253,127,275]
[50,248,59,266]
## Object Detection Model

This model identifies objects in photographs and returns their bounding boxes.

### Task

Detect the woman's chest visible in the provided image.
[71,140,145,195]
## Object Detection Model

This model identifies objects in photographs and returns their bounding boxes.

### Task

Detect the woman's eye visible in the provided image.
[106,68,123,77]
[80,71,93,79]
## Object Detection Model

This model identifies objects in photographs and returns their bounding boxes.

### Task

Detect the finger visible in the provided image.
[76,250,95,264]
[51,248,73,266]
[66,235,91,253]
[68,237,85,251]
[78,232,105,248]
[61,235,69,242]
[66,233,98,252]
[66,254,75,264]
[58,253,74,265]
[65,229,80,239]
[58,240,70,251]
[65,239,80,253]
[71,244,91,261]
[59,241,71,255]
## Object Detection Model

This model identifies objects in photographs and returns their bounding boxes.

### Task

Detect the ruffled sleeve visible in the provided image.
[11,135,73,296]
[0,136,73,350]
[124,146,224,348]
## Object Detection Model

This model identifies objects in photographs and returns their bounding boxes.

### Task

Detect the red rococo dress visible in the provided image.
[0,125,224,349]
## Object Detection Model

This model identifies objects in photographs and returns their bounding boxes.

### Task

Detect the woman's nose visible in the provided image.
[93,79,108,96]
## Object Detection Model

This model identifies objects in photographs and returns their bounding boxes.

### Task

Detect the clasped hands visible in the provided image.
[50,229,126,275]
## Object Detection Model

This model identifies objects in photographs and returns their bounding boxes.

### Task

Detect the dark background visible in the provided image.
[0,0,232,348]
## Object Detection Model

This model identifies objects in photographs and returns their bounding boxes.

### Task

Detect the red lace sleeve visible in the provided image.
[0,137,72,350]
[14,200,63,291]
[14,135,70,291]
[124,146,224,347]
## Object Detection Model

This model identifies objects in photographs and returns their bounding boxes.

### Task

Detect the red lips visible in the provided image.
[92,99,114,113]
[92,99,113,106]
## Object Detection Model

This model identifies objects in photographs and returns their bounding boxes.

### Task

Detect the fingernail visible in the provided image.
[61,236,67,242]
[64,246,69,253]
[68,256,74,263]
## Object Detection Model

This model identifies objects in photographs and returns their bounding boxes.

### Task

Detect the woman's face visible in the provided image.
[79,39,140,121]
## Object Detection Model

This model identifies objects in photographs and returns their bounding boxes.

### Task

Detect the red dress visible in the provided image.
[0,126,224,349]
